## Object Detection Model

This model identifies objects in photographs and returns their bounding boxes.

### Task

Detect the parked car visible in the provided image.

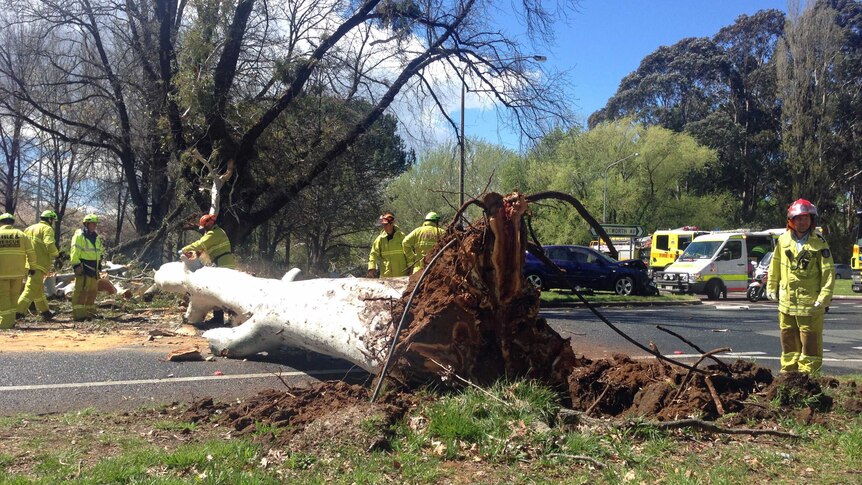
[834,264,852,279]
[524,245,655,296]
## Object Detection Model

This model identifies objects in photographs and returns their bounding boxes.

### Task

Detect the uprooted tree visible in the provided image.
[156,191,786,420]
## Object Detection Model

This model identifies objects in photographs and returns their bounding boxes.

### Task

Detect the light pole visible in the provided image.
[602,152,639,224]
[459,55,547,209]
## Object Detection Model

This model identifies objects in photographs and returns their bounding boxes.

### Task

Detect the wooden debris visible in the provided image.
[167,347,204,362]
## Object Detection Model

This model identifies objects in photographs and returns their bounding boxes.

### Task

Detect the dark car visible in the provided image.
[834,264,852,279]
[524,245,655,296]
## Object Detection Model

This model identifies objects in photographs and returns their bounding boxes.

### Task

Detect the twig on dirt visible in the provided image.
[271,372,297,398]
[656,325,731,373]
[585,384,610,417]
[671,347,731,403]
[428,357,512,408]
[547,453,606,469]
[623,418,801,439]
[649,342,671,373]
[704,376,725,416]
[731,399,771,410]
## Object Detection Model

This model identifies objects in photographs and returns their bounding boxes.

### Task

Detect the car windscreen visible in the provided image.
[678,241,723,261]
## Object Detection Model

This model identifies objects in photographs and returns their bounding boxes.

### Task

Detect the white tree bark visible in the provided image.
[154,262,408,372]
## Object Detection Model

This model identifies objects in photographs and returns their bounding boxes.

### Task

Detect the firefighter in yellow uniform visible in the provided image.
[17,210,61,320]
[182,214,235,269]
[402,212,445,274]
[767,199,834,374]
[183,214,234,325]
[0,213,36,329]
[70,214,105,321]
[367,213,408,278]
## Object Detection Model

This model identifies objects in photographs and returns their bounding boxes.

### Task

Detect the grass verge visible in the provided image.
[541,290,699,305]
[0,377,861,483]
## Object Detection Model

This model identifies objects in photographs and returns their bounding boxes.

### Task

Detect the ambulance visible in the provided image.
[653,230,776,300]
[648,227,709,275]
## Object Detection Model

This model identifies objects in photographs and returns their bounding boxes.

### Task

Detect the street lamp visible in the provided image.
[459,55,547,208]
[602,152,639,224]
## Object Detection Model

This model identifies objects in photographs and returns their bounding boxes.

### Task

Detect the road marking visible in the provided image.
[713,305,750,310]
[0,368,363,392]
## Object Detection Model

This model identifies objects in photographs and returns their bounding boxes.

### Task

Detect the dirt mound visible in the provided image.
[181,381,414,451]
[567,355,774,420]
[390,193,580,391]
[765,372,833,412]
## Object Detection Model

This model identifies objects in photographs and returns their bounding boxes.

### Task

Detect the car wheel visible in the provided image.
[706,280,723,300]
[525,273,544,290]
[614,276,635,296]
[835,274,842,279]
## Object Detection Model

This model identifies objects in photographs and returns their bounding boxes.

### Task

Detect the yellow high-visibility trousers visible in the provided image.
[17,269,49,314]
[779,311,824,374]
[71,275,99,320]
[0,278,24,329]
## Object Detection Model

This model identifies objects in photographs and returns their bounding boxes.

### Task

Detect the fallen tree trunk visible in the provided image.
[154,262,408,371]
[154,192,578,390]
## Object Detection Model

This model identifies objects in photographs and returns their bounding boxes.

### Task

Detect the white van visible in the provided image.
[653,231,775,300]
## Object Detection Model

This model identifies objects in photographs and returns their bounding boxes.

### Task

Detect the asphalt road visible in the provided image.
[544,296,862,375]
[1,297,859,416]
[0,347,369,415]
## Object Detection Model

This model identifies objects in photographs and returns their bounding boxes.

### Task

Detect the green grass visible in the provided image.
[833,278,859,296]
[541,290,698,304]
[1,378,862,483]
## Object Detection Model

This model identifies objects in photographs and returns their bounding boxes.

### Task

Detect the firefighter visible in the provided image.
[182,214,235,269]
[0,213,36,329]
[367,213,408,278]
[17,210,61,320]
[70,213,105,321]
[182,214,234,325]
[403,211,445,274]
[767,199,834,374]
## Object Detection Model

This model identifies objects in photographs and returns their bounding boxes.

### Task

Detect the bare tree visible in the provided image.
[1,0,576,263]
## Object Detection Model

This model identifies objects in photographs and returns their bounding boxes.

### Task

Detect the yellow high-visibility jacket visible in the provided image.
[0,224,36,279]
[182,225,235,269]
[70,228,104,277]
[368,228,408,277]
[767,230,834,315]
[24,220,60,273]
[403,222,445,273]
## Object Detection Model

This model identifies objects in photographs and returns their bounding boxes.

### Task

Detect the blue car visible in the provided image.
[524,245,655,296]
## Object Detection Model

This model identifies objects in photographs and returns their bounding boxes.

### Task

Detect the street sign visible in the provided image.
[589,224,646,238]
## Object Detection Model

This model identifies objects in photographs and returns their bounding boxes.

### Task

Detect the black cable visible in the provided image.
[526,243,707,374]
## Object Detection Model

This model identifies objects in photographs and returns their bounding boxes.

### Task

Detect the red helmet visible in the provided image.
[787,199,818,219]
[199,214,217,228]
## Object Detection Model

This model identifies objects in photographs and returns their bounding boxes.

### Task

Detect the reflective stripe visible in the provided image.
[703,274,749,281]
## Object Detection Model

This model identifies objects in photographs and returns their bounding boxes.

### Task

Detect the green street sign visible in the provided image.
[589,224,646,238]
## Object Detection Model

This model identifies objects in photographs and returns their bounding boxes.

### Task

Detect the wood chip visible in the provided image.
[167,347,203,361]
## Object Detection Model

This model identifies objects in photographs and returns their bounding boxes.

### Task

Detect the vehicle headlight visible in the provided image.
[679,274,688,282]
[689,273,699,282]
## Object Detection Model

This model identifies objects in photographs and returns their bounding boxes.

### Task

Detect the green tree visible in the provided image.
[775,1,845,213]
[590,10,787,223]
[512,120,733,247]
[385,139,519,231]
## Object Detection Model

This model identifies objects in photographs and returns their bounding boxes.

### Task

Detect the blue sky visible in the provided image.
[463,0,789,149]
